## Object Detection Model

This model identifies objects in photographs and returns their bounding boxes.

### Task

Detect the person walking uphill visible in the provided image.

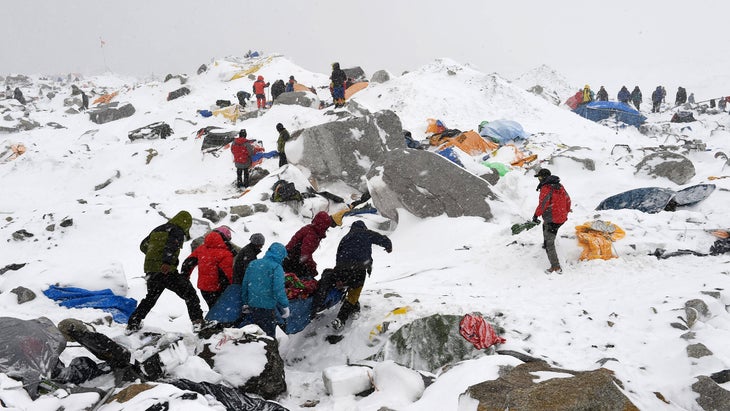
[180,226,235,309]
[283,211,334,279]
[312,220,392,330]
[241,242,290,337]
[532,169,572,274]
[276,123,290,167]
[127,211,204,332]
[330,62,347,108]
[231,129,255,188]
[252,75,270,109]
[630,86,642,111]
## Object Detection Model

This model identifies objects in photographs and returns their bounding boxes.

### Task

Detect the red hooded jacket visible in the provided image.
[231,137,254,166]
[285,211,332,275]
[253,76,268,95]
[181,231,234,292]
[534,175,571,224]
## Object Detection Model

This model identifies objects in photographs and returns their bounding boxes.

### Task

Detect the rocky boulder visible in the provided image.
[88,102,136,124]
[462,361,639,411]
[291,108,404,189]
[367,148,496,221]
[635,151,695,185]
[692,376,730,411]
[128,122,173,141]
[370,70,390,83]
[274,91,320,109]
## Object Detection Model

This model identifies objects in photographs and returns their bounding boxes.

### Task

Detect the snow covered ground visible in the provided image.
[1,55,730,410]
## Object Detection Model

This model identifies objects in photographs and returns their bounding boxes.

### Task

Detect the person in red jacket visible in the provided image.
[252,75,270,109]
[231,129,256,188]
[181,226,235,308]
[532,168,572,274]
[283,211,334,279]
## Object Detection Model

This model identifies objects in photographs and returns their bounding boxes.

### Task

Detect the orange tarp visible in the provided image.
[93,91,118,105]
[344,82,368,100]
[293,83,316,94]
[426,118,447,134]
[576,221,625,261]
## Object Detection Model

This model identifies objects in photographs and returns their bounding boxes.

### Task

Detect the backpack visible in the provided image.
[270,180,303,202]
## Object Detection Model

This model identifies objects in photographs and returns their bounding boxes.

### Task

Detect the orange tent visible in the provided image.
[426,118,447,135]
[438,130,498,156]
[344,82,368,100]
[293,83,316,94]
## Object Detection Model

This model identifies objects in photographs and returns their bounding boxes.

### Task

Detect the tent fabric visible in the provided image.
[483,161,511,176]
[92,91,118,105]
[1,143,26,163]
[344,82,368,100]
[213,104,241,123]
[440,130,499,156]
[43,285,137,323]
[478,120,530,144]
[426,118,447,134]
[293,83,315,93]
[0,317,66,397]
[229,57,273,81]
[674,184,715,206]
[436,146,464,166]
[170,378,288,411]
[573,101,647,127]
[575,220,625,261]
[279,288,343,334]
[459,313,506,350]
[565,91,583,109]
[206,284,243,324]
[596,187,676,213]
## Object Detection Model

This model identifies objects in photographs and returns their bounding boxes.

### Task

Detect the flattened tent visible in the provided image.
[478,120,529,144]
[573,101,646,127]
[213,104,241,123]
[440,130,499,156]
[345,82,368,100]
[596,184,715,213]
[92,91,118,105]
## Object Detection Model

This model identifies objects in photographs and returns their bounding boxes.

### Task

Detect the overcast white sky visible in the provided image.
[2,0,729,89]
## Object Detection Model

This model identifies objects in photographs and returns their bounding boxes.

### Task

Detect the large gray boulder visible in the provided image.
[274,91,319,108]
[371,314,491,373]
[692,376,730,411]
[635,151,695,185]
[343,66,366,81]
[366,148,496,221]
[292,109,404,189]
[88,102,135,124]
[463,361,639,411]
[370,70,390,84]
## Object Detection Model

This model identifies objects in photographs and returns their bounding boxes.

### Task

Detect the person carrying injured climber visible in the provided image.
[180,226,235,309]
[533,168,572,274]
[282,211,335,279]
[312,220,392,330]
[127,211,205,333]
[241,242,290,337]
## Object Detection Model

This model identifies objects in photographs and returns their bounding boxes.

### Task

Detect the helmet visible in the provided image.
[535,168,551,179]
[214,226,232,240]
[584,84,590,89]
[239,129,247,137]
[249,233,265,246]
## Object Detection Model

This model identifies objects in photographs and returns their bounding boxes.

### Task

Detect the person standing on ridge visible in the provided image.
[276,123,290,167]
[651,86,664,113]
[241,242,290,337]
[617,86,630,104]
[180,226,235,309]
[532,169,572,274]
[312,220,392,330]
[630,86,642,111]
[596,86,608,102]
[127,211,205,332]
[252,75,270,109]
[285,75,296,93]
[282,211,334,279]
[675,86,687,106]
[271,79,285,102]
[330,62,347,108]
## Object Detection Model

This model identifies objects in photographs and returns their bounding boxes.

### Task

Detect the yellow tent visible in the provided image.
[575,220,625,260]
[212,105,241,123]
[229,56,274,81]
[344,82,368,100]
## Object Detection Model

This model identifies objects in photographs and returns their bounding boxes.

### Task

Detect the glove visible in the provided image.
[385,246,393,253]
[280,307,290,319]
[532,215,540,224]
[241,305,251,315]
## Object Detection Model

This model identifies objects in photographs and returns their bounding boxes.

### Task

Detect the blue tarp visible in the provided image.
[573,101,647,127]
[478,120,529,144]
[436,146,464,167]
[596,184,715,213]
[43,286,137,323]
[252,150,279,162]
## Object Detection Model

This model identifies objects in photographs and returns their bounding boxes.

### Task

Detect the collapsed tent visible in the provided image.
[229,56,273,81]
[671,111,696,123]
[43,286,137,323]
[293,83,316,94]
[596,184,715,213]
[213,104,242,123]
[92,91,118,105]
[434,130,498,156]
[344,82,368,100]
[0,317,66,398]
[573,101,646,127]
[575,220,625,261]
[426,118,447,134]
[478,120,530,144]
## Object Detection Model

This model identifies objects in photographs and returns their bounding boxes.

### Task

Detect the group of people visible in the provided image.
[579,84,694,113]
[230,123,291,188]
[128,209,392,338]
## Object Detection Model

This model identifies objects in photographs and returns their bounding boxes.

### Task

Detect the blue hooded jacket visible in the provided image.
[241,242,289,310]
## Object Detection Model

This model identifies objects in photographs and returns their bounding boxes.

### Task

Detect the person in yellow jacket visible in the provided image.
[581,85,594,104]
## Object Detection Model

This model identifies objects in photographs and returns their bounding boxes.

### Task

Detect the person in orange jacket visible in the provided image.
[252,75,270,109]
[180,226,235,308]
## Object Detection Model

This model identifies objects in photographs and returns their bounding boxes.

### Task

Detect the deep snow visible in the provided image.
[1,54,729,410]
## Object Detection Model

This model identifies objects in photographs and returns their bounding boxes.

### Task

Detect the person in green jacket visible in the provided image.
[127,211,205,333]
[276,123,290,167]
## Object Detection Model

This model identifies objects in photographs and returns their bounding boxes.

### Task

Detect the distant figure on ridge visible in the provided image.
[617,86,630,104]
[596,86,609,102]
[581,85,594,105]
[271,79,286,102]
[651,86,665,113]
[252,75,270,109]
[231,129,259,188]
[675,86,687,106]
[630,86,642,111]
[285,75,297,93]
[330,62,347,108]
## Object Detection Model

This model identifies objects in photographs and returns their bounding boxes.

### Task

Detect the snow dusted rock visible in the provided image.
[685,299,711,317]
[322,364,373,396]
[88,102,136,124]
[686,343,713,358]
[372,314,487,373]
[128,122,173,141]
[692,376,730,411]
[635,151,695,185]
[462,361,639,411]
[367,148,496,222]
[370,70,390,84]
[275,91,320,109]
[372,360,426,402]
[291,108,404,189]
[10,286,36,304]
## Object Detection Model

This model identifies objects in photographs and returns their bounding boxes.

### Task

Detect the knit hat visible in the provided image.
[214,226,232,240]
[239,129,247,137]
[249,233,265,246]
[276,123,284,131]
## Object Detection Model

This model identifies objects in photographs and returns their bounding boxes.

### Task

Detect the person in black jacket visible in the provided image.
[311,220,392,329]
[596,86,609,102]
[330,62,347,108]
[232,233,265,284]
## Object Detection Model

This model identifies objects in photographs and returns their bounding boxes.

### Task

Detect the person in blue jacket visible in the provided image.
[617,86,630,104]
[241,242,290,337]
[311,220,392,329]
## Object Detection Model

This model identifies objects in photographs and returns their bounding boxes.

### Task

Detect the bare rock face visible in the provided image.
[367,148,496,222]
[275,91,320,109]
[88,102,136,124]
[462,361,639,411]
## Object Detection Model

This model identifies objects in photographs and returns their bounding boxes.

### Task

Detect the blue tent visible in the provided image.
[573,101,646,127]
[596,187,675,213]
[478,120,529,144]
